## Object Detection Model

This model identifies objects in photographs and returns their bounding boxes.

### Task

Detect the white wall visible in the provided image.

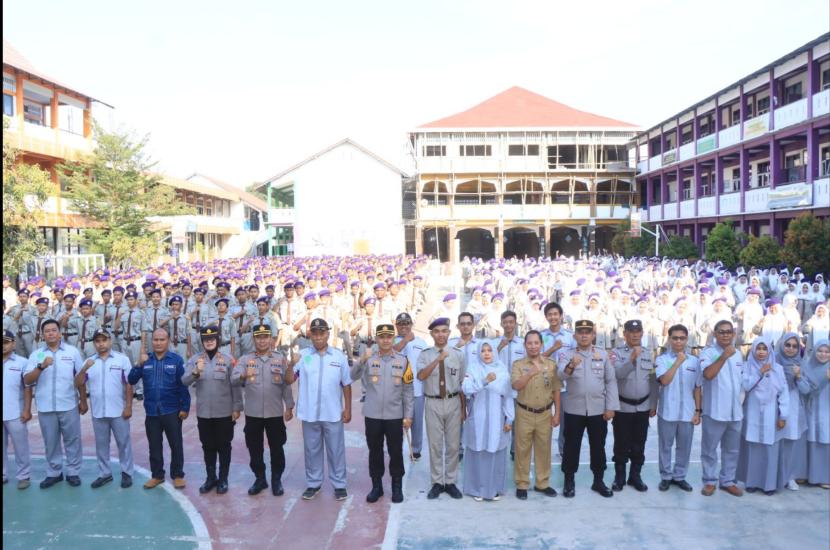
[285,142,404,256]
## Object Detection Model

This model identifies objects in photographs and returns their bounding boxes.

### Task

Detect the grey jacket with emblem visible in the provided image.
[232,351,295,418]
[610,345,658,413]
[351,350,414,420]
[182,351,243,418]
[557,346,620,416]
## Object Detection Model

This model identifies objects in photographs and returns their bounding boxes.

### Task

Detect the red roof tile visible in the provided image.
[418,86,636,129]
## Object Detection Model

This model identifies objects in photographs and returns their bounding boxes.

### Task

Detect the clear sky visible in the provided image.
[4,0,829,187]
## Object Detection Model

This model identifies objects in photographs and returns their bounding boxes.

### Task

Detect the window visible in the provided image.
[757,96,770,115]
[652,181,662,204]
[681,125,693,145]
[731,108,741,126]
[701,174,711,196]
[2,94,13,116]
[508,144,540,156]
[196,196,204,215]
[699,115,712,137]
[459,144,491,156]
[423,145,446,157]
[682,179,693,200]
[205,199,213,216]
[783,81,803,104]
[823,67,830,90]
[23,100,44,125]
[665,133,675,150]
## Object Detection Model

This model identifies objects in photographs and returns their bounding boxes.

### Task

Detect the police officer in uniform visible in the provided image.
[557,319,620,498]
[416,317,466,500]
[352,324,414,503]
[182,326,242,495]
[610,319,658,492]
[234,324,295,497]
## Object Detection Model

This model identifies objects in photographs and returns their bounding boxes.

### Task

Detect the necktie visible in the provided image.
[238,308,244,335]
[81,318,89,344]
[36,316,43,342]
[127,311,133,339]
[353,296,358,317]
[113,305,120,328]
[173,316,179,344]
[153,309,158,331]
[367,316,373,345]
[378,300,383,317]
[438,348,447,398]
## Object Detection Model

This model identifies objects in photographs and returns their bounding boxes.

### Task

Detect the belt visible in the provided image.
[82,338,95,343]
[63,332,78,336]
[220,341,231,347]
[619,394,650,406]
[125,337,142,342]
[113,331,123,335]
[517,401,554,414]
[425,392,459,399]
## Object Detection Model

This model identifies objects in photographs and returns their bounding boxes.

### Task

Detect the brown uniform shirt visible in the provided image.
[511,356,562,409]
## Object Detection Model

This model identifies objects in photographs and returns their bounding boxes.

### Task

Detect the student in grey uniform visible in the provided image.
[775,332,808,491]
[540,302,574,457]
[698,319,745,497]
[163,296,192,361]
[94,289,116,334]
[142,289,168,355]
[114,292,145,400]
[31,297,52,350]
[416,317,466,500]
[71,299,101,359]
[3,330,32,489]
[496,310,525,461]
[107,288,127,352]
[230,287,255,358]
[557,319,620,498]
[187,287,214,355]
[74,329,135,489]
[655,324,701,492]
[183,326,242,495]
[23,319,88,489]
[610,319,658,492]
[251,297,278,349]
[352,324,414,504]
[796,339,830,488]
[212,298,235,357]
[3,300,17,338]
[393,313,427,460]
[234,323,295,497]
[294,318,352,501]
[10,289,35,358]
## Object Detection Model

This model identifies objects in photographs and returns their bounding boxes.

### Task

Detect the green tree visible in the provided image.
[780,214,830,276]
[59,125,192,268]
[704,221,742,268]
[2,118,53,276]
[739,235,781,268]
[610,220,653,258]
[664,235,699,259]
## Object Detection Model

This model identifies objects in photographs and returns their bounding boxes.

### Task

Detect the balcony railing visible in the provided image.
[780,166,806,184]
[748,172,770,189]
[820,158,830,178]
[723,177,741,193]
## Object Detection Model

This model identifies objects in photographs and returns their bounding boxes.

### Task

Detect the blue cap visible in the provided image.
[168,296,182,306]
[443,293,457,302]
[79,298,93,307]
[428,317,450,330]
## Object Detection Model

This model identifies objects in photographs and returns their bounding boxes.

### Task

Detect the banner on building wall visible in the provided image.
[767,183,812,209]
[662,150,677,165]
[696,135,716,154]
[743,115,769,140]
[171,220,186,245]
[630,210,642,236]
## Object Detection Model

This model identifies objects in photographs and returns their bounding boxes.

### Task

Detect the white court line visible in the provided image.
[25,454,212,550]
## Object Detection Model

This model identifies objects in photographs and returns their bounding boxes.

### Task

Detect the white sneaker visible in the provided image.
[473,496,483,502]
[492,493,502,501]
[786,480,799,491]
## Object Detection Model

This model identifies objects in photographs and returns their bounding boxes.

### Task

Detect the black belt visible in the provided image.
[619,394,650,406]
[82,338,95,343]
[425,392,459,399]
[63,332,78,336]
[220,341,231,346]
[517,401,554,414]
[113,331,123,335]
[124,336,141,342]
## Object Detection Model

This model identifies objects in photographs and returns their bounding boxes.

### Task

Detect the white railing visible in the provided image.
[649,153,662,170]
[31,253,106,278]
[698,196,716,217]
[268,208,295,226]
[813,89,830,118]
[637,159,649,173]
[749,172,770,189]
[718,125,741,149]
[678,142,695,161]
[774,97,808,129]
[722,177,741,193]
[648,204,662,221]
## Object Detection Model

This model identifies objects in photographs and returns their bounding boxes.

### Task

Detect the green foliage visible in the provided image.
[59,125,192,266]
[664,235,699,259]
[2,117,52,276]
[610,220,652,258]
[739,235,781,268]
[780,214,830,276]
[704,221,743,268]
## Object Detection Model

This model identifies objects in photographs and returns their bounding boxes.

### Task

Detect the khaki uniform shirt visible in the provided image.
[416,347,465,397]
[511,356,562,410]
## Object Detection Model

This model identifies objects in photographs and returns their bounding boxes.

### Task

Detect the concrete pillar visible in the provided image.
[15,73,24,126]
[715,156,723,217]
[770,139,780,189]
[739,147,749,212]
[83,99,92,138]
[50,93,59,129]
[497,219,504,258]
[769,68,776,131]
[807,127,816,184]
[449,224,458,264]
[415,224,423,255]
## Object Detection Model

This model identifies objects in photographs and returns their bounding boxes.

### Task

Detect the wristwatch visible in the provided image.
[695,408,703,413]
[37,363,45,371]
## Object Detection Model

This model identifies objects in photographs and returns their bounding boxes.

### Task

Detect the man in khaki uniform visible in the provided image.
[511,330,562,499]
[416,317,466,500]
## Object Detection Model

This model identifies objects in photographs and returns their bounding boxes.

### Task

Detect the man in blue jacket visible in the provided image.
[128,328,190,489]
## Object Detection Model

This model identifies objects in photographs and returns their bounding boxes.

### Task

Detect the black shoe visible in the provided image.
[459,451,464,461]
[516,488,528,500]
[672,479,693,492]
[534,486,557,497]
[248,478,269,496]
[427,483,444,499]
[510,451,515,461]
[627,474,648,492]
[612,464,626,492]
[412,453,421,461]
[745,487,758,494]
[334,488,348,501]
[302,486,321,500]
[360,395,366,403]
[216,480,229,494]
[391,477,404,503]
[563,475,575,498]
[444,483,462,499]
[366,478,384,503]
[91,475,113,489]
[200,478,218,494]
[66,475,81,487]
[134,393,144,401]
[272,479,284,496]
[40,475,64,489]
[591,478,613,498]
[121,473,133,488]
[658,480,671,491]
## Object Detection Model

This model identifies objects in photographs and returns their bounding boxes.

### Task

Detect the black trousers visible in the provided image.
[561,413,608,475]
[365,417,404,480]
[197,416,235,480]
[146,412,184,480]
[244,416,287,481]
[612,411,650,467]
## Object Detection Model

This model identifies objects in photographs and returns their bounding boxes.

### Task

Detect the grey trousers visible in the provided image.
[411,396,425,454]
[658,418,694,481]
[701,416,741,487]
[302,420,347,489]
[425,395,462,485]
[3,418,31,480]
[121,339,144,394]
[92,416,134,478]
[16,332,33,358]
[39,409,83,477]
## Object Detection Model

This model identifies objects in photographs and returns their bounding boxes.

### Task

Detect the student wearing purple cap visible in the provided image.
[10,290,35,358]
[71,299,101,360]
[276,283,304,353]
[162,296,192,360]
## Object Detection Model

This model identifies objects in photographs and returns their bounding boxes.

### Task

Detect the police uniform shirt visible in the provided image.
[557,346,620,416]
[511,356,562,409]
[83,351,132,418]
[3,353,28,421]
[352,350,414,420]
[655,351,701,422]
[416,346,466,397]
[698,344,744,422]
[234,350,294,418]
[24,343,84,412]
[296,346,351,423]
[610,344,658,413]
[183,351,242,418]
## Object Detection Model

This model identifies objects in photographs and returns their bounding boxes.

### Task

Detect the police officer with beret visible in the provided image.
[352,324,414,503]
[234,323,295,497]
[557,319,620,498]
[610,319,657,492]
[182,325,242,494]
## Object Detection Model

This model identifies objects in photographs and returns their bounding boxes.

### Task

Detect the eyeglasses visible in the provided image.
[783,343,799,349]
[458,322,473,326]
[716,330,734,335]
[670,336,688,341]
